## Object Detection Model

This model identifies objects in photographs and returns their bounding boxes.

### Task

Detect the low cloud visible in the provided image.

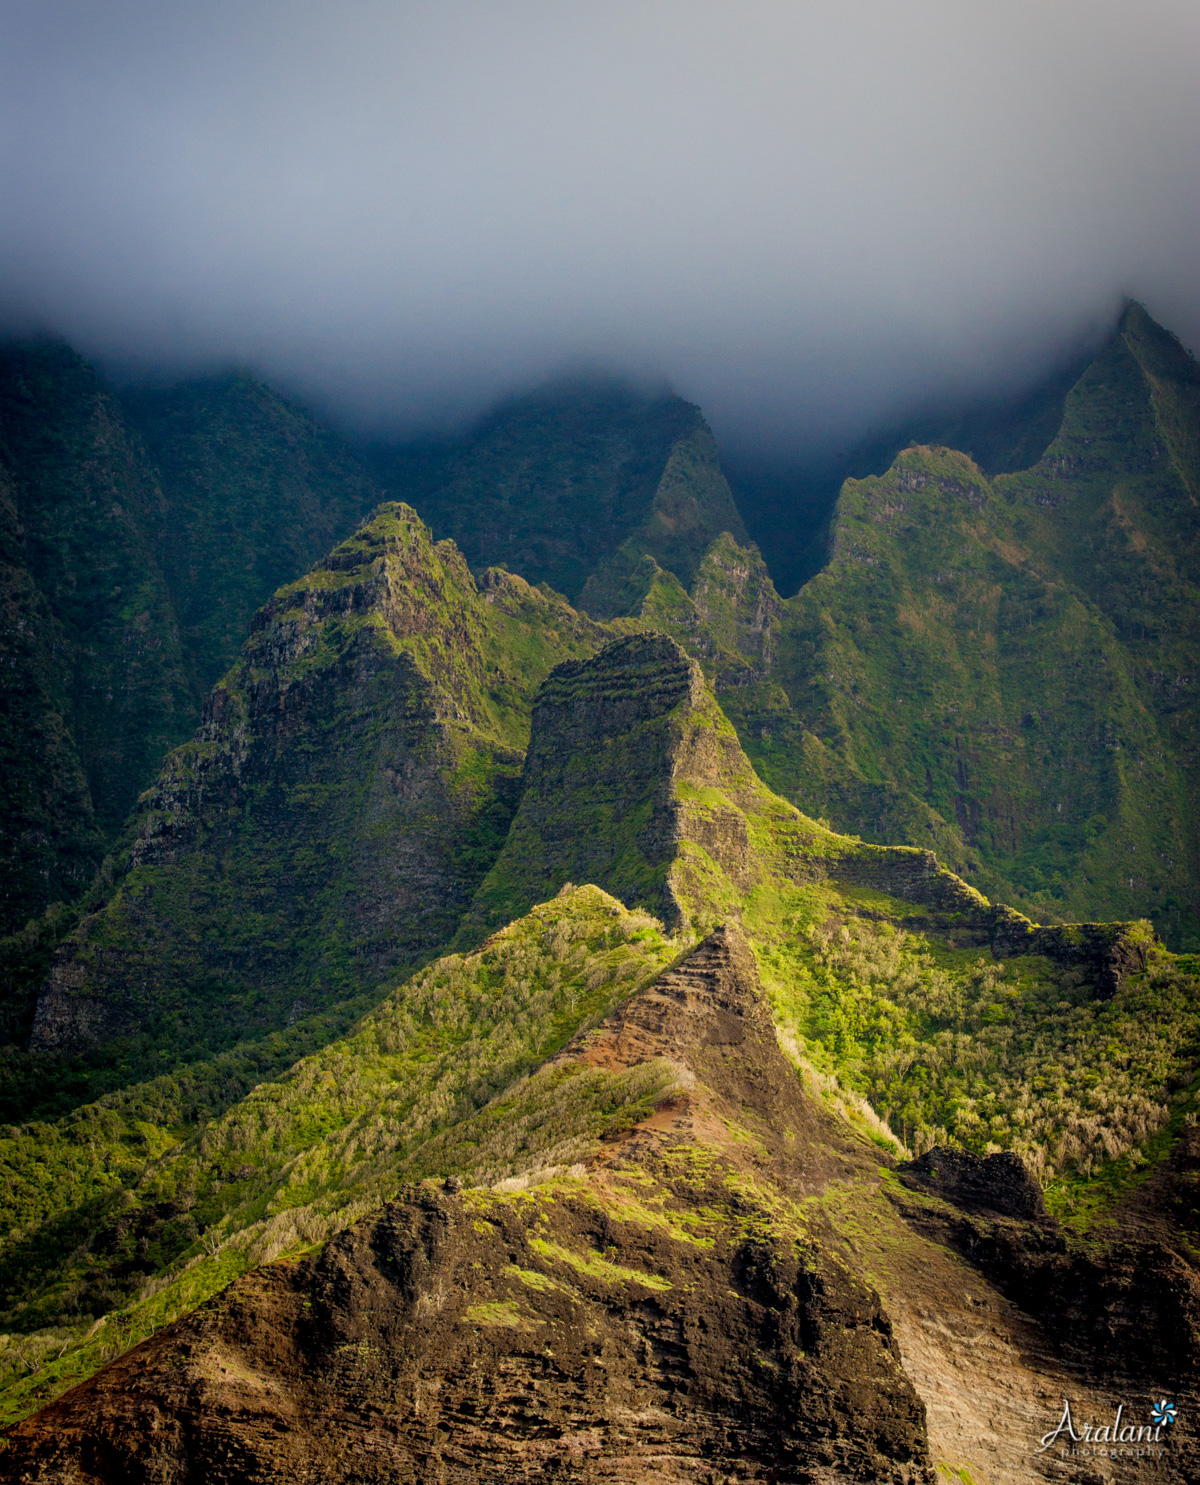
[1,0,1196,456]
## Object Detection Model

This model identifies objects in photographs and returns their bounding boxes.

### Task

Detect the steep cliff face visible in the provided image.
[461,632,756,937]
[2,317,1200,1479]
[371,380,747,607]
[996,302,1200,937]
[7,924,1198,1484]
[0,340,195,934]
[773,441,1192,931]
[124,372,380,695]
[29,504,612,1060]
[458,629,995,948]
[0,460,103,938]
[0,348,383,943]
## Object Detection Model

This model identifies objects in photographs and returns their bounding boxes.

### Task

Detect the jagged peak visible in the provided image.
[1119,298,1200,387]
[27,500,617,1057]
[459,631,752,937]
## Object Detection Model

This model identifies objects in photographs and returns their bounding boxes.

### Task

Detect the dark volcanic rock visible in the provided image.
[990,903,1155,998]
[901,1145,1048,1221]
[895,1148,1200,1404]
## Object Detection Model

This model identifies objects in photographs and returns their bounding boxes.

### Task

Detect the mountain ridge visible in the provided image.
[24,503,613,1073]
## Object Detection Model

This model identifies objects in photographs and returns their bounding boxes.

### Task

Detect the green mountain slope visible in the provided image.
[0,348,383,942]
[2,310,1199,1473]
[600,307,1199,947]
[370,380,748,606]
[770,444,1192,929]
[23,505,612,1088]
[2,925,938,1484]
[999,302,1200,930]
[0,884,678,1418]
[124,373,380,695]
[9,916,1198,1479]
[0,460,103,938]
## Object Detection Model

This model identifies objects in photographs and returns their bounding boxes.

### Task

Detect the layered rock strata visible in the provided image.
[31,505,611,1055]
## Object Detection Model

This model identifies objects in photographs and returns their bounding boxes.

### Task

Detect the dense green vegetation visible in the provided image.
[0,344,382,939]
[771,443,1191,933]
[124,372,379,695]
[9,505,613,1113]
[604,308,1200,947]
[1,304,1199,1445]
[369,379,747,606]
[0,342,194,934]
[0,886,678,1421]
[3,746,1197,1425]
[753,893,1200,1178]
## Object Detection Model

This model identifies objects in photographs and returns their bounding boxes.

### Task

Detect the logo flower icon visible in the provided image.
[1151,1400,1176,1427]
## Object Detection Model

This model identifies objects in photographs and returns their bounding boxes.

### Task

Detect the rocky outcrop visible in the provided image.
[902,1146,1048,1221]
[830,844,990,919]
[895,1147,1200,1400]
[7,901,1200,1481]
[461,632,761,937]
[990,903,1156,996]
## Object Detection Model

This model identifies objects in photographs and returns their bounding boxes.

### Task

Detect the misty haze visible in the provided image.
[1,1,1197,452]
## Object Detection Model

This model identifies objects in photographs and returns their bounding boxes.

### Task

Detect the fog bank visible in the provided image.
[1,1,1197,456]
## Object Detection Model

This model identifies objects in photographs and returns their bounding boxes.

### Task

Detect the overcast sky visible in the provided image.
[1,0,1197,454]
